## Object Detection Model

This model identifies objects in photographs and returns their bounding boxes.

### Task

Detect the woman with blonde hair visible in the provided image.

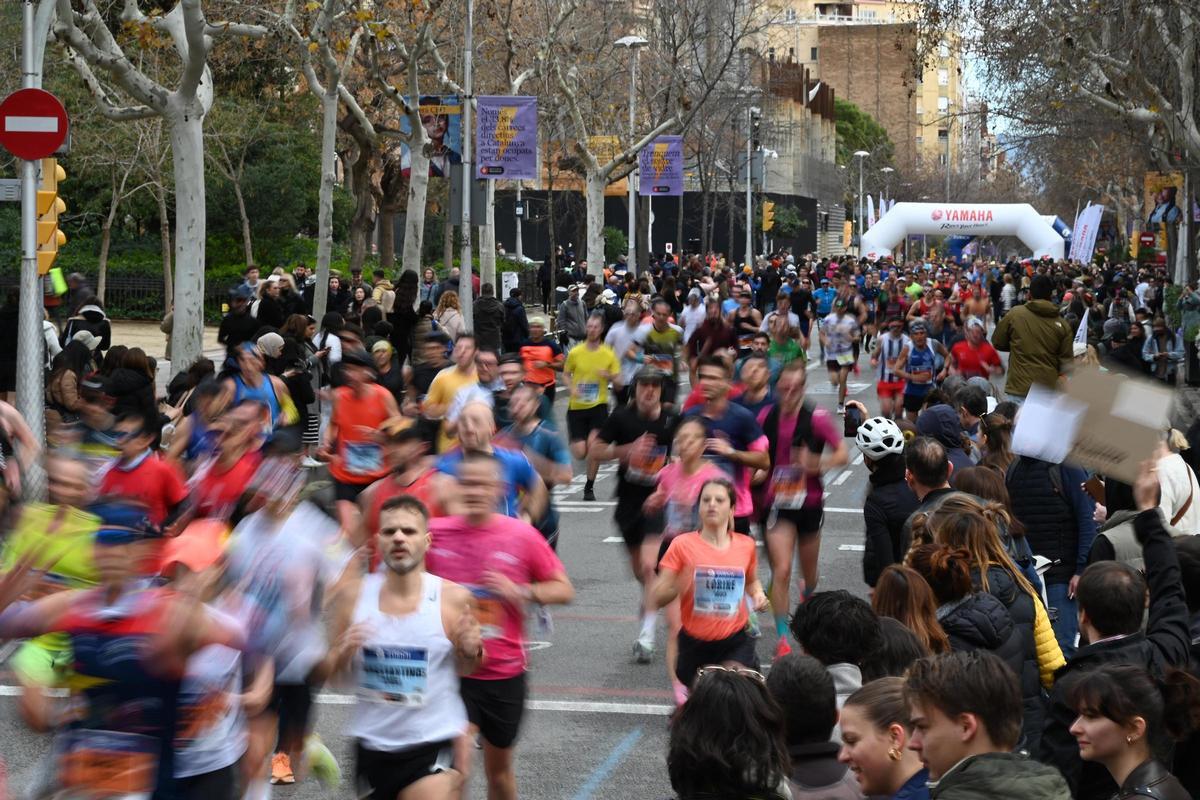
[434,290,466,342]
[870,565,949,655]
[923,493,1063,754]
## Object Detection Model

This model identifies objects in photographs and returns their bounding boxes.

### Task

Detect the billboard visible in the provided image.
[638,135,683,196]
[476,96,538,180]
[400,96,462,178]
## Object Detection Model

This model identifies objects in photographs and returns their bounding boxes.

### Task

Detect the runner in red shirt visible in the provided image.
[188,400,265,520]
[948,317,1004,381]
[356,417,444,566]
[98,414,188,527]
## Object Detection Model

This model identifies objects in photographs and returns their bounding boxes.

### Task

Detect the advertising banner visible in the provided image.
[476,96,538,180]
[1068,203,1104,264]
[638,135,683,196]
[399,96,462,178]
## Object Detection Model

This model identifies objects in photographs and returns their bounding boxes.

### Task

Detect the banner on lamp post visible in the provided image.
[1068,203,1105,264]
[476,96,538,180]
[638,135,683,196]
[867,195,877,228]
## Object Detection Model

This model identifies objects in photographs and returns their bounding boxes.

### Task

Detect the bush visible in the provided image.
[602,227,627,264]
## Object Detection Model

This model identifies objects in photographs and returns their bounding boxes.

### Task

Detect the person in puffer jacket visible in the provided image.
[921,494,1064,757]
[910,543,1024,680]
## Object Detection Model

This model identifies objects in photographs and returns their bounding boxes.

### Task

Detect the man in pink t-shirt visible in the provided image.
[426,450,574,800]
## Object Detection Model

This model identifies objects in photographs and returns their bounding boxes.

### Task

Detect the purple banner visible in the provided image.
[638,135,683,196]
[476,96,538,180]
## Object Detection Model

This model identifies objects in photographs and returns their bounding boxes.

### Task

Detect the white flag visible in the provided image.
[807,81,822,103]
[867,195,876,228]
[1068,203,1104,264]
[1074,307,1089,348]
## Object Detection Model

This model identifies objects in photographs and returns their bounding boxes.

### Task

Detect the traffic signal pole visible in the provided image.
[17,0,46,499]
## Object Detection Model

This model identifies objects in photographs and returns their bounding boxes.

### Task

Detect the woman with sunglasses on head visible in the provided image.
[654,478,768,691]
[1067,663,1197,800]
[668,665,790,800]
[838,678,929,800]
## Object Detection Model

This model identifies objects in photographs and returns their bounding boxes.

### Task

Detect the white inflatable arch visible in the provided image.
[861,202,1066,261]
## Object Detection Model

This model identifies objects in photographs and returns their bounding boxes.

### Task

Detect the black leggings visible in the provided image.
[179,764,239,800]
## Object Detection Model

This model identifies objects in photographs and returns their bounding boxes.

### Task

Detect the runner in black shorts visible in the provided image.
[595,368,679,657]
[563,314,621,501]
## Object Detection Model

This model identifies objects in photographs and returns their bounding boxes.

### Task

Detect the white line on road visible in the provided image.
[558,501,617,507]
[560,507,609,513]
[852,453,864,466]
[603,536,625,543]
[825,507,862,514]
[833,471,852,486]
[838,544,865,552]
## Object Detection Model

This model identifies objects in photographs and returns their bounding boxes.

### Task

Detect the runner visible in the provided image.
[517,317,564,403]
[224,342,293,433]
[322,348,401,531]
[499,385,573,550]
[684,355,771,535]
[99,412,189,528]
[729,288,763,358]
[948,317,1004,382]
[595,368,679,659]
[758,360,847,658]
[323,495,483,800]
[894,320,948,423]
[358,416,445,553]
[605,299,648,406]
[653,478,768,689]
[165,378,228,473]
[187,400,266,521]
[634,299,686,409]
[733,354,775,418]
[562,313,620,501]
[820,299,860,415]
[871,316,911,420]
[423,335,480,453]
[642,418,725,690]
[766,313,806,386]
[426,451,575,800]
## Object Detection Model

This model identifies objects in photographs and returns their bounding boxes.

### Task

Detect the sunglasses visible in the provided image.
[696,664,766,684]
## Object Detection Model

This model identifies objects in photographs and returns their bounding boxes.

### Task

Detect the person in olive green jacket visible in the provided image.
[991,274,1073,402]
[905,650,1071,800]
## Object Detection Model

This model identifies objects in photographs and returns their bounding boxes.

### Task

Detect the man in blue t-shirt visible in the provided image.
[432,400,548,522]
[498,385,572,550]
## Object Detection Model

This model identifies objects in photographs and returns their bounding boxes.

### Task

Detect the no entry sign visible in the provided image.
[0,88,68,161]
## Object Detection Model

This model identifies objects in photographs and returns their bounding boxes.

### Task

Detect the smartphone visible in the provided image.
[844,405,864,438]
[1083,475,1105,506]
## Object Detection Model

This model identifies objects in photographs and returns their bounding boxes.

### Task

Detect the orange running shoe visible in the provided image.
[271,752,296,785]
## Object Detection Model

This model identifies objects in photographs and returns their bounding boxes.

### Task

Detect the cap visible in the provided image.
[92,499,160,546]
[601,288,618,303]
[230,284,254,300]
[1102,318,1128,341]
[570,283,585,293]
[966,376,994,397]
[820,277,830,284]
[160,519,229,575]
[964,316,986,331]
[633,366,666,385]
[72,330,101,351]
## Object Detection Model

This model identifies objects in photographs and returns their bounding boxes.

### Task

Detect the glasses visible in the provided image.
[695,664,766,684]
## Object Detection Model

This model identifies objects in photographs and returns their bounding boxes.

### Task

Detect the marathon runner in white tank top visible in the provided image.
[321,494,483,800]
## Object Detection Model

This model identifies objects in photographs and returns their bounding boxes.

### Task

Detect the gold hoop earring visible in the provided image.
[888,747,902,761]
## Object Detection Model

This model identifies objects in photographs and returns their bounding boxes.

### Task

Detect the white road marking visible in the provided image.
[825,507,862,513]
[602,536,625,543]
[838,544,865,552]
[833,471,852,486]
[852,453,864,466]
[560,507,609,514]
[558,501,617,507]
[0,641,19,664]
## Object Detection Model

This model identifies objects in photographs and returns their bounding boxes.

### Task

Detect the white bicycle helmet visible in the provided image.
[856,416,905,461]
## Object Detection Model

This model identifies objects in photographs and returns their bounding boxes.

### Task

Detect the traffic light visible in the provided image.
[36,157,66,275]
[762,200,775,232]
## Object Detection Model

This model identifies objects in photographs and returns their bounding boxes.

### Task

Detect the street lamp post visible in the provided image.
[616,35,648,275]
[880,166,894,203]
[458,0,475,327]
[853,150,870,252]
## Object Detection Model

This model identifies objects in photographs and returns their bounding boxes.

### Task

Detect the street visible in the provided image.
[0,356,879,800]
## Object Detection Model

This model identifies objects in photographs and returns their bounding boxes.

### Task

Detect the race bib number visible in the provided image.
[360,646,429,706]
[836,352,855,367]
[345,442,384,475]
[59,729,157,799]
[693,567,746,617]
[468,586,506,640]
[626,446,668,486]
[738,334,755,350]
[772,465,807,509]
[910,369,932,384]
[644,353,673,373]
[576,383,600,404]
[175,690,230,746]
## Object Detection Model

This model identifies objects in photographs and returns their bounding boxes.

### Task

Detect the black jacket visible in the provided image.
[62,306,112,354]
[502,297,529,350]
[1039,510,1191,799]
[218,310,258,353]
[862,453,920,586]
[474,296,506,353]
[1007,456,1080,584]
[1115,760,1190,800]
[973,565,1045,756]
[938,592,1025,686]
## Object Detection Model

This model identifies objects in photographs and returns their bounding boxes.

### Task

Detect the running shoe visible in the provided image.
[301,456,323,469]
[271,752,295,785]
[836,403,845,415]
[774,637,793,661]
[633,634,654,664]
[582,486,596,501]
[305,734,341,788]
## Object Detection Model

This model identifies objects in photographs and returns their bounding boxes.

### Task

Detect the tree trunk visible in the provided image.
[402,147,430,277]
[312,89,338,325]
[480,181,496,288]
[378,210,395,270]
[168,111,205,371]
[676,194,684,257]
[157,188,174,312]
[98,175,122,303]
[443,219,453,277]
[585,170,606,280]
[547,188,558,273]
[233,179,254,268]
[637,194,650,273]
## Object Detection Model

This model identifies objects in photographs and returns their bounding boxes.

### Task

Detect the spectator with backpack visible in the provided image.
[503,287,530,352]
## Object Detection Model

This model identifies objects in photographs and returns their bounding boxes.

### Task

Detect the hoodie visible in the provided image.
[62,305,112,354]
[990,299,1072,397]
[916,404,973,475]
[502,296,529,350]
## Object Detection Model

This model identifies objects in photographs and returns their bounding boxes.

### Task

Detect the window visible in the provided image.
[937,96,949,113]
[937,128,948,141]
[810,46,819,61]
[937,68,949,86]
[784,8,796,21]
[916,101,924,117]
[938,153,947,166]
[859,9,876,18]
[915,135,924,147]
[939,41,949,58]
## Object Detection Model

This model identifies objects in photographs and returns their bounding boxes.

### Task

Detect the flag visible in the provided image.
[476,96,538,180]
[1074,308,1089,348]
[867,195,876,228]
[807,81,822,103]
[1067,203,1104,263]
[639,135,684,196]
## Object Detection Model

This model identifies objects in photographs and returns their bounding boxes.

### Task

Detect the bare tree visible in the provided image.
[205,98,276,268]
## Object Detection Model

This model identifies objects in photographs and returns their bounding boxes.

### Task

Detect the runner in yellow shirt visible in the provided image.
[564,314,621,501]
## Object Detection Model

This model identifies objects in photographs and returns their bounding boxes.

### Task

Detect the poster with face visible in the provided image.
[400,96,463,178]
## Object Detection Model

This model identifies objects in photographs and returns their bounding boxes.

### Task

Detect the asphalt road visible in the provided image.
[0,356,884,800]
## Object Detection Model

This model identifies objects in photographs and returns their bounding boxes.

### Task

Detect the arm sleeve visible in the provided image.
[1134,508,1192,667]
[862,498,896,587]
[1032,597,1066,688]
[1064,467,1097,574]
[991,314,1012,351]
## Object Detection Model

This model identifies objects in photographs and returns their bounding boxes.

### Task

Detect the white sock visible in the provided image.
[244,777,271,800]
[640,611,656,638]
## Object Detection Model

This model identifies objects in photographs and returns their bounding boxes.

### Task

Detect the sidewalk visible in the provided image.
[109,320,223,395]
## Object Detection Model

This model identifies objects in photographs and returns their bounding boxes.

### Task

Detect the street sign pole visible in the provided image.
[16,0,46,499]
